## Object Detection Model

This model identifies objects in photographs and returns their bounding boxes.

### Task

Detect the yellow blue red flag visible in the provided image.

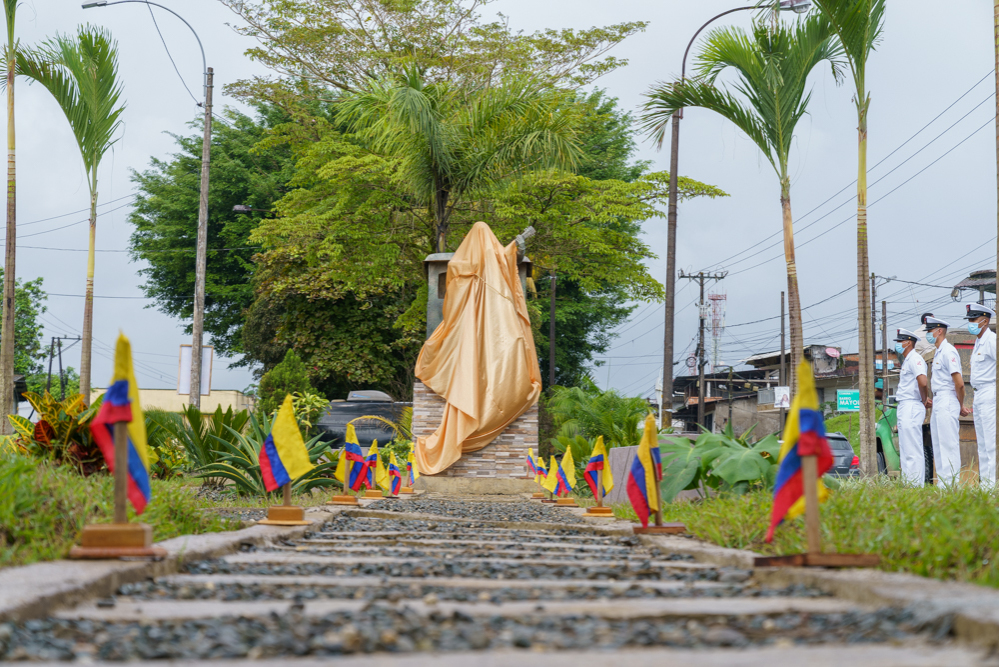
[259,395,314,492]
[766,361,833,542]
[364,440,390,491]
[627,414,662,527]
[91,333,151,514]
[406,444,420,485]
[584,436,614,498]
[334,424,367,491]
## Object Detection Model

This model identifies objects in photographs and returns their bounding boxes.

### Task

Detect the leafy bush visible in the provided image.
[545,380,651,449]
[0,452,236,569]
[143,410,189,479]
[150,405,251,486]
[659,424,781,503]
[258,349,316,416]
[290,390,329,435]
[194,411,337,496]
[8,392,104,475]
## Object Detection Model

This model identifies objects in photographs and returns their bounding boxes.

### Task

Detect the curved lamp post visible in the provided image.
[84,0,213,409]
[660,0,811,428]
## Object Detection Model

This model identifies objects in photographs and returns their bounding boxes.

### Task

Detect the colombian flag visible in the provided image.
[526,448,538,478]
[363,440,390,491]
[334,424,367,491]
[535,455,547,484]
[584,436,614,499]
[406,445,420,486]
[543,453,573,496]
[388,452,402,495]
[766,361,833,542]
[91,333,151,515]
[259,395,315,492]
[627,414,661,528]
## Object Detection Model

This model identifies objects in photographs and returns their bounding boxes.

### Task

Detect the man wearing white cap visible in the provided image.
[894,328,930,485]
[925,316,965,486]
[966,303,996,486]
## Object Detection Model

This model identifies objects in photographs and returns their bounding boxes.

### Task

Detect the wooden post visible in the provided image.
[596,479,604,508]
[282,482,291,507]
[801,454,822,555]
[190,67,214,410]
[653,454,664,527]
[113,422,128,524]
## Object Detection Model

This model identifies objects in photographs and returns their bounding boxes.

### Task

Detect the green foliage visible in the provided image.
[25,366,80,400]
[0,452,236,569]
[0,268,48,380]
[257,349,314,416]
[545,381,652,449]
[9,392,104,475]
[128,106,299,358]
[142,409,189,479]
[290,390,329,434]
[659,423,781,503]
[149,405,251,486]
[194,411,336,496]
[616,478,999,589]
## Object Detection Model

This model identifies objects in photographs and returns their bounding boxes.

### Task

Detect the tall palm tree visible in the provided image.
[0,0,18,431]
[810,0,885,475]
[337,68,582,253]
[18,26,126,405]
[641,16,843,392]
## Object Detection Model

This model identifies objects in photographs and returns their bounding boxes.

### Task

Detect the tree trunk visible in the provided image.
[856,103,876,476]
[434,189,449,253]
[0,49,15,431]
[79,188,96,406]
[780,183,803,395]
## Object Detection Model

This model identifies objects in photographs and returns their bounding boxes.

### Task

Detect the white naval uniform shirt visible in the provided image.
[971,327,996,389]
[897,350,927,402]
[931,339,962,395]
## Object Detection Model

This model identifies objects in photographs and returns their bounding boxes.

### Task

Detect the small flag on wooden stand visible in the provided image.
[583,436,614,518]
[753,361,879,568]
[555,448,578,507]
[388,452,402,497]
[361,440,388,498]
[526,448,545,499]
[400,445,418,494]
[328,424,364,505]
[257,395,314,526]
[627,414,686,535]
[71,334,166,559]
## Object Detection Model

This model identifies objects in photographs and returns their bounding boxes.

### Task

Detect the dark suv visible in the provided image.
[826,432,860,477]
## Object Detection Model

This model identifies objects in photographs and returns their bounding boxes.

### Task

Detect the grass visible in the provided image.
[611,478,999,588]
[0,452,239,570]
[824,413,860,455]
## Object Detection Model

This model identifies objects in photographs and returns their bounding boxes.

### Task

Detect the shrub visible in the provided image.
[545,380,651,449]
[143,409,189,479]
[149,405,251,486]
[8,392,104,475]
[258,350,315,416]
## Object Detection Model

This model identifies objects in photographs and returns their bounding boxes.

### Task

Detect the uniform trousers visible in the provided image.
[897,400,926,486]
[974,384,997,487]
[930,392,961,487]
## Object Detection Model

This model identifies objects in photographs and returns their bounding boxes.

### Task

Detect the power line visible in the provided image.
[147,3,200,107]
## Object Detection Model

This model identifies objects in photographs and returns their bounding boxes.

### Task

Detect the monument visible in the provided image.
[412,222,540,494]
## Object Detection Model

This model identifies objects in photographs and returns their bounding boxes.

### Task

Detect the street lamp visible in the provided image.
[232,205,271,214]
[659,0,810,429]
[84,0,214,410]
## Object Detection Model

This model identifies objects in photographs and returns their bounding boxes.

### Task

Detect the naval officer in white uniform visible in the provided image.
[925,316,966,486]
[966,303,996,487]
[894,328,930,485]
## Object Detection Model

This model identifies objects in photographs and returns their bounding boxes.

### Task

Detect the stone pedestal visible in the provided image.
[412,380,538,494]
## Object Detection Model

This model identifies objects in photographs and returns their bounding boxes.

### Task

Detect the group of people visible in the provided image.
[893,303,996,486]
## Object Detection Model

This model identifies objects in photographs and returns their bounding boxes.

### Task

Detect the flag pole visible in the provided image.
[282,482,291,508]
[653,460,664,527]
[113,422,128,524]
[801,455,821,555]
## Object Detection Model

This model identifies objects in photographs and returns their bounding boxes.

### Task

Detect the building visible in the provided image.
[670,369,778,435]
[89,388,255,413]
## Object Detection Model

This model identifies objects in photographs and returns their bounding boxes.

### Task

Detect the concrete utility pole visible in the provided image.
[994,0,998,472]
[548,272,556,389]
[680,270,726,430]
[189,67,213,410]
[881,300,888,394]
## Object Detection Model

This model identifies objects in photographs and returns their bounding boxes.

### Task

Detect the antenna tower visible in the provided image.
[708,292,727,372]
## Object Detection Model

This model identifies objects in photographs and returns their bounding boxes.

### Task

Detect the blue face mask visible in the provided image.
[926,332,936,345]
[969,322,982,336]
[894,342,906,356]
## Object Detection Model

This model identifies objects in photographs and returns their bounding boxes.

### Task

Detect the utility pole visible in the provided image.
[0,3,17,433]
[680,270,727,430]
[780,291,787,429]
[45,338,55,394]
[881,300,888,393]
[189,67,213,410]
[57,340,65,400]
[994,0,998,476]
[548,272,556,389]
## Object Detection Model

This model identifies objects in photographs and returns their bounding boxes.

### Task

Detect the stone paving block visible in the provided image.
[222,552,714,570]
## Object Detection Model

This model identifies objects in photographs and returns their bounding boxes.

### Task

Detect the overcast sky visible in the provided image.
[5,1,996,400]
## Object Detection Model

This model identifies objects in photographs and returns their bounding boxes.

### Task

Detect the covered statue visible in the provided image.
[414,222,542,475]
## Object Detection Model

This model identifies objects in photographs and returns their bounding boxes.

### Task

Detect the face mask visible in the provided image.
[926,332,936,345]
[969,322,982,336]
[894,342,906,356]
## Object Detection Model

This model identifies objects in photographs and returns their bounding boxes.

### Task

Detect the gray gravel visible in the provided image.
[365,498,585,523]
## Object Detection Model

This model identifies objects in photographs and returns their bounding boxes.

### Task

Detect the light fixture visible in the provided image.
[81,1,108,6]
[232,205,253,214]
[779,0,812,14]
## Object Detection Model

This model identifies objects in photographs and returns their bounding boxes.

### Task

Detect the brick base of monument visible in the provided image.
[412,381,538,494]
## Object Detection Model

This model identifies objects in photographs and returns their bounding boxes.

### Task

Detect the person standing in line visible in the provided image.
[914,312,937,362]
[966,304,996,487]
[894,328,930,486]
[924,317,966,487]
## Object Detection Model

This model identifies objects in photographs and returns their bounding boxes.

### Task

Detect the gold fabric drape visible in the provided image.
[414,221,542,475]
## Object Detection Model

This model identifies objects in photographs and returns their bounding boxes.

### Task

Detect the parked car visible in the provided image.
[314,390,411,448]
[826,432,860,477]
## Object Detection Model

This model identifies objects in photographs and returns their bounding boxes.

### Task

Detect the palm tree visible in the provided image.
[337,68,582,253]
[0,0,18,431]
[641,16,843,391]
[809,0,885,474]
[18,26,126,405]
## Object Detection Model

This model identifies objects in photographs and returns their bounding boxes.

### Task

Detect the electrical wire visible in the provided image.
[147,3,200,107]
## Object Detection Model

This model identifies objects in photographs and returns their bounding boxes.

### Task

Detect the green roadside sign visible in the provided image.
[837,389,860,412]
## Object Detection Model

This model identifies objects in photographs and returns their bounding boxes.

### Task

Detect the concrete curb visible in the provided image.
[0,508,338,624]
[340,507,633,534]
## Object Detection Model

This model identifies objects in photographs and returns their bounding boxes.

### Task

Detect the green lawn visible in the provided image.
[612,479,999,588]
[0,453,239,569]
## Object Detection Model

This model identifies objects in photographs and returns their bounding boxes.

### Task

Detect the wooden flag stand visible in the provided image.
[259,483,311,526]
[541,489,557,503]
[583,482,614,518]
[70,423,166,559]
[633,458,686,535]
[328,472,359,506]
[556,496,578,507]
[400,486,415,494]
[363,489,384,498]
[753,455,879,568]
